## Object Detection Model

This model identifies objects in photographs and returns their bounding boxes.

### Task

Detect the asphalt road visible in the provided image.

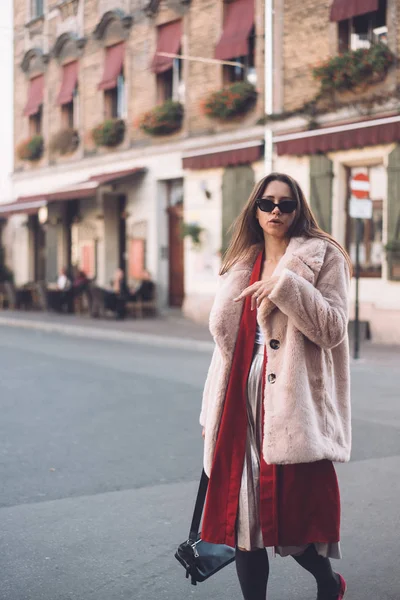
[0,327,399,600]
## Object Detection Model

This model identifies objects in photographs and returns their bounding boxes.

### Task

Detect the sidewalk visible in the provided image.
[0,309,398,362]
[0,309,214,352]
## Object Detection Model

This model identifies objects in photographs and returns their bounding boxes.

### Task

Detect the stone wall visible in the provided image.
[282,0,332,112]
[281,0,400,113]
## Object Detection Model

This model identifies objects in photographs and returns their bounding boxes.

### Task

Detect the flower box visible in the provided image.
[16,135,44,161]
[313,43,395,94]
[92,119,125,147]
[139,101,183,136]
[50,128,79,155]
[203,81,257,120]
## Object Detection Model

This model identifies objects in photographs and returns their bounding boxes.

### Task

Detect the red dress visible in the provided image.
[201,251,341,550]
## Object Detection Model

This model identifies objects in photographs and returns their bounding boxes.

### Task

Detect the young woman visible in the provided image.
[200,173,351,600]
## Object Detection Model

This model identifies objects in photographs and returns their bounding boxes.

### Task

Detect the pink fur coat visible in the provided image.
[200,235,351,477]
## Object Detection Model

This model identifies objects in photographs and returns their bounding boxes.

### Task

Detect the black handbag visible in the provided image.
[175,469,236,585]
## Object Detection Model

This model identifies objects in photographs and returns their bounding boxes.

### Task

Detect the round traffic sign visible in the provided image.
[350,173,370,199]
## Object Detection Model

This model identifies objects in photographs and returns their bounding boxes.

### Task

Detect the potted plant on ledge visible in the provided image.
[16,135,44,162]
[313,43,395,94]
[50,129,80,156]
[203,81,257,121]
[92,119,126,148]
[385,240,400,281]
[181,222,204,248]
[139,101,184,136]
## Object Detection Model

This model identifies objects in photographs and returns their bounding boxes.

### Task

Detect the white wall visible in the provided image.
[182,168,223,321]
[273,154,311,199]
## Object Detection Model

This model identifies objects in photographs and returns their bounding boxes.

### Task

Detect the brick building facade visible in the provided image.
[2,0,265,315]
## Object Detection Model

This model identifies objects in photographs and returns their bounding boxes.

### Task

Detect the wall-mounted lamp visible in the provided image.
[200,180,212,200]
[38,206,48,225]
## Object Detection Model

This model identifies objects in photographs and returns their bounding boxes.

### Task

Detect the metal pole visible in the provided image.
[264,0,274,175]
[354,218,361,359]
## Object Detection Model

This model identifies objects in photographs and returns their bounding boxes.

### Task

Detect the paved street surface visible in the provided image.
[0,326,399,600]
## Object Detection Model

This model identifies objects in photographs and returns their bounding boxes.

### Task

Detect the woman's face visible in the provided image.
[256,180,297,240]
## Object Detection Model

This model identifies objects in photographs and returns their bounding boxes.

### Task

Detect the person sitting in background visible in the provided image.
[129,269,155,303]
[50,267,74,313]
[72,268,91,312]
[104,268,129,320]
[73,269,89,294]
[57,267,71,291]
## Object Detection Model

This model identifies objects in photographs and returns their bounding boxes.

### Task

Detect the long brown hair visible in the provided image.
[220,172,352,275]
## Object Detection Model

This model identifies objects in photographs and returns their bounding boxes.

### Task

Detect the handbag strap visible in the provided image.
[188,469,209,543]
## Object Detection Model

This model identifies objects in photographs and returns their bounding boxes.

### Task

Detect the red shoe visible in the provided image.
[337,574,347,599]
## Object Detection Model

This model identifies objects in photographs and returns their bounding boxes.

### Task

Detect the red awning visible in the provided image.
[275,119,400,156]
[0,196,46,217]
[24,75,44,117]
[183,144,263,169]
[330,0,378,22]
[57,61,78,105]
[11,167,146,209]
[44,167,145,202]
[98,43,125,91]
[151,20,182,74]
[89,167,146,185]
[215,0,255,61]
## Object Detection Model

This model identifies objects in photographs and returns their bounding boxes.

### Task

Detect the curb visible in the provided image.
[0,317,214,353]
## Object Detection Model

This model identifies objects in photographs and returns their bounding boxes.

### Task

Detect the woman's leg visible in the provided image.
[292,544,340,598]
[235,547,269,600]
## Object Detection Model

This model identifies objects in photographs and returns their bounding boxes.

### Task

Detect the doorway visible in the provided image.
[118,194,127,273]
[66,200,79,274]
[167,179,184,307]
[30,214,46,281]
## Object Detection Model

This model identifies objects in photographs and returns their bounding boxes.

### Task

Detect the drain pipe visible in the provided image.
[264,0,274,174]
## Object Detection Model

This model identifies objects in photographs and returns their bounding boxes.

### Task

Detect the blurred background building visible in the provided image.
[1,0,265,317]
[0,0,399,342]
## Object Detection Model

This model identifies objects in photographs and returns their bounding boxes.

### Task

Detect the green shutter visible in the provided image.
[222,165,255,253]
[387,145,400,244]
[387,145,400,281]
[309,155,333,233]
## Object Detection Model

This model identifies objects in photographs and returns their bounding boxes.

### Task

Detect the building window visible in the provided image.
[31,0,44,19]
[338,0,387,52]
[61,101,74,129]
[222,28,256,85]
[29,107,42,136]
[156,58,183,103]
[346,165,384,278]
[104,73,126,119]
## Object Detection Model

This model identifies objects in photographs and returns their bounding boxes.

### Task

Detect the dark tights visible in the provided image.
[235,547,269,600]
[292,544,340,599]
[235,544,340,600]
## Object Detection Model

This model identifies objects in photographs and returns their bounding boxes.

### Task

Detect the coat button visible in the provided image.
[269,339,280,350]
[268,373,276,384]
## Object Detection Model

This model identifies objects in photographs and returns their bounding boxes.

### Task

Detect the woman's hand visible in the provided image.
[234,276,279,310]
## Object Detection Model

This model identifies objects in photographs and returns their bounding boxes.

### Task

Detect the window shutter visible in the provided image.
[309,155,333,234]
[222,165,255,253]
[387,145,400,280]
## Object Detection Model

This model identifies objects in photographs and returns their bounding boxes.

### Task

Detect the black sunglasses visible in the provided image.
[256,198,297,214]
